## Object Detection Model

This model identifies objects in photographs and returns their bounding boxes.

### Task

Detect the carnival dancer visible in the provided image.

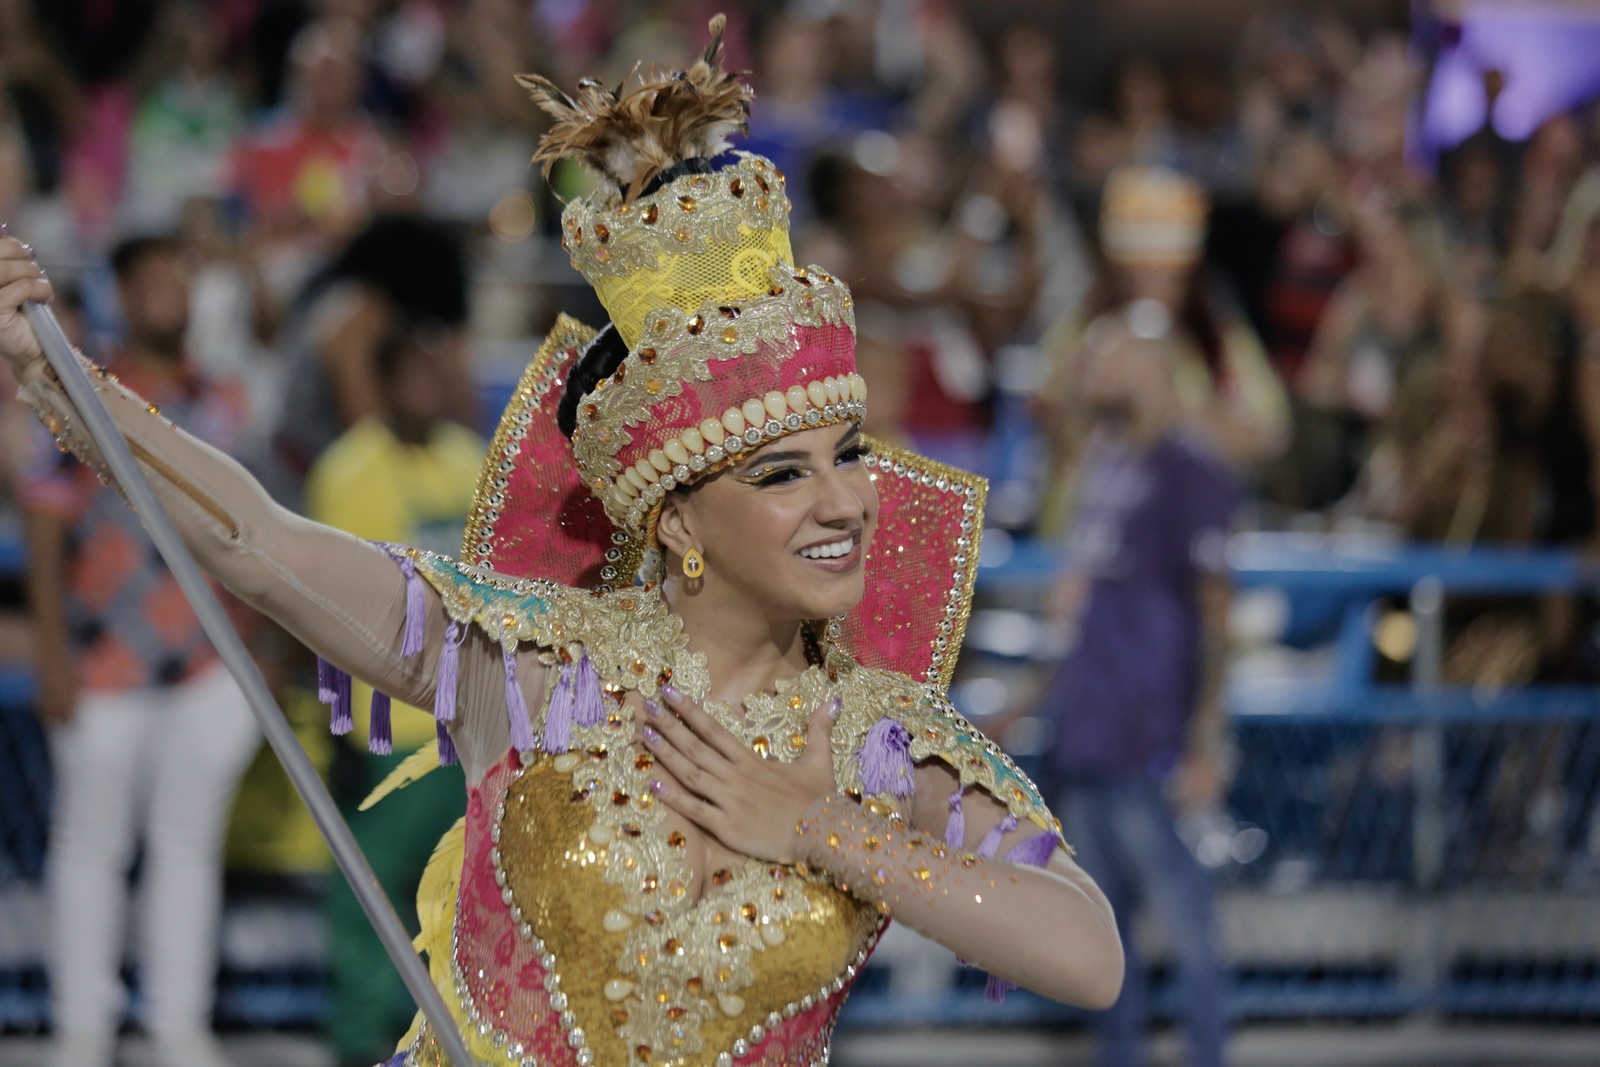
[0,18,1121,1067]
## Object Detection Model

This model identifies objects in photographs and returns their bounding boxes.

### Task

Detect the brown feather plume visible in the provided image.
[517,14,752,203]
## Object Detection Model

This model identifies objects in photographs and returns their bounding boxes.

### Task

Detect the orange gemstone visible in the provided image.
[642,875,658,891]
[623,823,641,836]
[635,752,655,771]
[686,976,704,993]
[668,831,687,847]
[589,745,608,759]
[642,204,658,224]
[678,195,696,212]
[730,178,744,197]
[639,347,657,364]
[773,886,786,901]
[612,1008,629,1024]
[721,326,738,344]
[664,937,682,955]
[636,1044,652,1061]
[667,1005,687,1020]
[712,868,732,886]
[613,790,630,805]
[644,909,662,925]
[740,903,758,922]
[718,933,736,951]
[594,247,609,263]
[594,223,610,243]
[686,315,705,335]
[614,363,627,382]
[646,379,663,395]
[751,737,770,758]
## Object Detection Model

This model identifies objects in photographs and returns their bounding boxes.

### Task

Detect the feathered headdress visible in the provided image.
[517,14,753,203]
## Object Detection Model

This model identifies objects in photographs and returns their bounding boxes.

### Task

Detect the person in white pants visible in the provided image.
[46,662,258,1067]
[20,234,262,1067]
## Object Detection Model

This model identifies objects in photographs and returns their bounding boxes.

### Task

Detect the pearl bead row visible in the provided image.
[708,929,874,1067]
[608,374,868,528]
[465,761,597,1067]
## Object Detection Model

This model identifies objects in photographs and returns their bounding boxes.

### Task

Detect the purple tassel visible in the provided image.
[977,814,1019,858]
[436,718,459,766]
[317,656,336,704]
[319,658,354,736]
[1005,829,1060,868]
[572,653,605,728]
[541,660,575,754]
[944,788,966,849]
[378,543,427,658]
[856,719,915,797]
[369,691,393,755]
[985,973,1017,1003]
[504,645,536,752]
[434,620,462,723]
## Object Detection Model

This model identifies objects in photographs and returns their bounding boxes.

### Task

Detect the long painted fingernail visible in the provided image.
[649,779,668,796]
[643,725,660,745]
[0,222,8,236]
[661,683,682,702]
[827,696,841,719]
[20,242,33,258]
[644,699,661,718]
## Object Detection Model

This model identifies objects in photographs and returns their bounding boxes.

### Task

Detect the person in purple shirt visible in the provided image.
[1040,318,1241,1067]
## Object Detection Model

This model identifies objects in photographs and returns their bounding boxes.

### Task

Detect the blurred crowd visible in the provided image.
[0,2,1598,1061]
[0,0,1594,541]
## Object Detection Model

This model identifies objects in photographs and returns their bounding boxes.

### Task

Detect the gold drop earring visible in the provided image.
[682,548,705,578]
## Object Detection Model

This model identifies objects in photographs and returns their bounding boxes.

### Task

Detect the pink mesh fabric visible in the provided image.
[467,323,621,588]
[455,754,574,1064]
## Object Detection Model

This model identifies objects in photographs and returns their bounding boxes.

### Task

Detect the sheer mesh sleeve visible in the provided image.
[17,360,535,783]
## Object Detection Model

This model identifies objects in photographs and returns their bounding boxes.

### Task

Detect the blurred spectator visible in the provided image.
[1297,194,1465,508]
[120,4,245,235]
[224,17,385,309]
[1037,326,1241,1067]
[1036,166,1288,532]
[20,235,258,1067]
[303,328,482,1067]
[261,212,474,509]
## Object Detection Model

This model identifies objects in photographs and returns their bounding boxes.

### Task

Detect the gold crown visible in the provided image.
[522,18,863,537]
[560,153,796,349]
[1099,166,1209,267]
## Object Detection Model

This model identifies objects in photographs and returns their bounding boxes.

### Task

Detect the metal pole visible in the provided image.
[22,302,479,1067]
[1407,576,1445,1017]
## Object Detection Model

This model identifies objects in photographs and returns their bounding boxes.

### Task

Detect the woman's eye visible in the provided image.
[836,445,869,466]
[754,467,803,486]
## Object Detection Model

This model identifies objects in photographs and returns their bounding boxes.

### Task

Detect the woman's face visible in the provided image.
[658,422,878,624]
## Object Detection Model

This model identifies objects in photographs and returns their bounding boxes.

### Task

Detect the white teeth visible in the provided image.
[799,538,854,560]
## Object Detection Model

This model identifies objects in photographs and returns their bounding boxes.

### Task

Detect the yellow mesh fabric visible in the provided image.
[593,223,794,349]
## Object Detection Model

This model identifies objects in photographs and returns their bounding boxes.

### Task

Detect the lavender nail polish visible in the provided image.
[644,699,661,718]
[661,682,682,702]
[649,779,668,796]
[643,725,660,744]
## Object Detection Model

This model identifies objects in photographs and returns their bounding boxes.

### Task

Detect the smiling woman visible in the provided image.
[0,15,1121,1067]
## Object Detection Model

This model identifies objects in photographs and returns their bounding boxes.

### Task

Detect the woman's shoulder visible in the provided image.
[408,553,683,675]
[834,662,1058,835]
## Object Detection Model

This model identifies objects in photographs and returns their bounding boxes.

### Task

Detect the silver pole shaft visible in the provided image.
[22,301,479,1067]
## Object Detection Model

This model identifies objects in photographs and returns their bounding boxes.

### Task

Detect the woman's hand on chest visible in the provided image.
[632,685,841,866]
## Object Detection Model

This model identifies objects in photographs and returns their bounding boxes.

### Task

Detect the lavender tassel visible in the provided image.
[434,620,462,723]
[856,719,915,797]
[318,657,354,736]
[1005,829,1061,868]
[541,660,576,755]
[317,656,336,704]
[435,718,459,766]
[503,645,536,752]
[369,691,393,755]
[944,788,965,848]
[976,814,1019,858]
[572,653,605,728]
[985,974,1018,1003]
[378,542,428,658]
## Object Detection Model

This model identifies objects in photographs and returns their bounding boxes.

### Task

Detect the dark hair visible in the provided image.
[300,214,469,327]
[110,235,184,282]
[556,322,630,438]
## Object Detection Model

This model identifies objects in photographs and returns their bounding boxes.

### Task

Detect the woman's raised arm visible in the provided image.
[0,235,527,776]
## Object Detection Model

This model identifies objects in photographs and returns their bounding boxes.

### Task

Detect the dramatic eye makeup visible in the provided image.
[735,424,865,487]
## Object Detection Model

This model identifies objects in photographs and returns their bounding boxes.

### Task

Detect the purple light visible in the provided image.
[1421,1,1600,147]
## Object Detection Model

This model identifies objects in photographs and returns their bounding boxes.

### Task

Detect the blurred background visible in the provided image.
[2,0,1600,1064]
